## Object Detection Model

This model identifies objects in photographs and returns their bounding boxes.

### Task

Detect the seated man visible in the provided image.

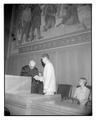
[72,77,90,106]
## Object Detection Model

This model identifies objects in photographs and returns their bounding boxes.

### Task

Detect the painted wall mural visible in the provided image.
[10,4,91,52]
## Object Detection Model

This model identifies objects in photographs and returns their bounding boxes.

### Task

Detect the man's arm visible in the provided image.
[71,88,80,104]
[73,88,78,98]
[34,75,44,82]
[43,65,52,92]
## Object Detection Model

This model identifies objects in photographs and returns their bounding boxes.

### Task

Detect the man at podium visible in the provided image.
[20,60,43,94]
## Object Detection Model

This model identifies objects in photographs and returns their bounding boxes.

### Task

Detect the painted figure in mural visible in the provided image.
[43,4,57,32]
[56,4,79,27]
[34,54,56,95]
[20,60,43,94]
[29,4,42,40]
[16,20,22,43]
[20,5,32,44]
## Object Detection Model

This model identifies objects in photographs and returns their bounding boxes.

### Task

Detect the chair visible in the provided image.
[57,84,72,100]
[86,85,92,106]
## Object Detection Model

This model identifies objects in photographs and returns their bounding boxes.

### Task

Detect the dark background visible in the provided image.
[4,4,12,65]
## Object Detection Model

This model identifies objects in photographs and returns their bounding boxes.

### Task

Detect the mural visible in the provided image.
[10,4,91,48]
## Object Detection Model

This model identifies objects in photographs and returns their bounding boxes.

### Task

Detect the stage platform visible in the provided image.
[5,91,91,115]
[5,75,91,115]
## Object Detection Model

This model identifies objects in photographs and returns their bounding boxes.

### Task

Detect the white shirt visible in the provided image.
[74,86,90,105]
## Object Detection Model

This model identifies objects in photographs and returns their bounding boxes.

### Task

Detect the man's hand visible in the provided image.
[34,75,43,82]
[39,72,42,76]
[34,75,40,80]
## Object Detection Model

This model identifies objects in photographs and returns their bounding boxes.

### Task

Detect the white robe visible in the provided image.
[39,61,56,95]
[43,62,56,94]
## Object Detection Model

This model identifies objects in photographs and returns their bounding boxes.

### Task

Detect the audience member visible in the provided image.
[72,77,90,106]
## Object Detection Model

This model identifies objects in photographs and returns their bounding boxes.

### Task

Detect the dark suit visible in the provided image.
[20,65,43,94]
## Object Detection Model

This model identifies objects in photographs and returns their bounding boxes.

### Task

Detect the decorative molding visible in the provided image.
[19,30,91,53]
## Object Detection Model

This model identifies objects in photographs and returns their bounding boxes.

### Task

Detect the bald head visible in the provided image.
[29,60,36,69]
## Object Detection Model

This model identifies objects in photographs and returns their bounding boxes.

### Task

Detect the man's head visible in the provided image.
[79,77,87,86]
[29,60,36,69]
[42,53,50,64]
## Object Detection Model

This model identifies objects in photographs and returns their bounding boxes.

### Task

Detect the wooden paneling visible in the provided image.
[6,29,91,86]
[56,43,91,85]
[6,42,91,86]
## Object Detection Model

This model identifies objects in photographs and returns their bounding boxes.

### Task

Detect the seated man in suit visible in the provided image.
[72,77,90,106]
[20,60,43,94]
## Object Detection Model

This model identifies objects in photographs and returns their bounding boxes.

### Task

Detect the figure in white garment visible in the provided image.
[34,54,56,95]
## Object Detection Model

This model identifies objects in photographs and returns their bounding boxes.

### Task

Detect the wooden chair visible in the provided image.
[57,84,72,100]
[86,85,92,106]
